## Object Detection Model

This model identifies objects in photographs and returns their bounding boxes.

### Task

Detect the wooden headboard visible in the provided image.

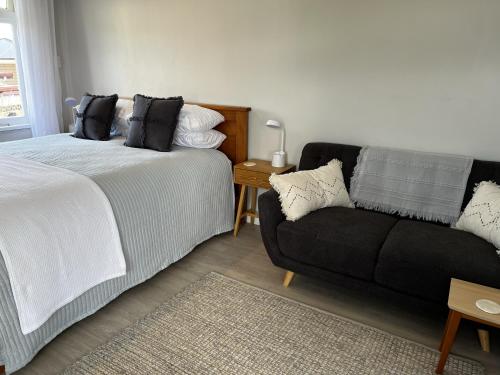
[119,97,250,165]
[189,102,250,165]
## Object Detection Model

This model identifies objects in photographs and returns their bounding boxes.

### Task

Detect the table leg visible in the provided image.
[477,329,490,352]
[436,310,462,374]
[250,187,258,224]
[234,184,247,237]
[439,310,452,352]
[283,271,295,287]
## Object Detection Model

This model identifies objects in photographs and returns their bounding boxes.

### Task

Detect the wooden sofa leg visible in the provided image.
[0,364,5,375]
[283,271,295,287]
[478,329,490,352]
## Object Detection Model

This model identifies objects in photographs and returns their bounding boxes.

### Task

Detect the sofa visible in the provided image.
[258,142,500,304]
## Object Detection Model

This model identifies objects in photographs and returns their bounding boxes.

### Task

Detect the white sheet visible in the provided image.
[0,155,125,334]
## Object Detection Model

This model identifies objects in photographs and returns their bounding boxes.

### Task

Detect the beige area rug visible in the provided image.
[62,273,483,375]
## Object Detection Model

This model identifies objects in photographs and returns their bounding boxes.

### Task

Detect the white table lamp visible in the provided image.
[266,119,286,167]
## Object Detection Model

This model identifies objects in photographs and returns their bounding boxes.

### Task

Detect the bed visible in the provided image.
[0,103,250,373]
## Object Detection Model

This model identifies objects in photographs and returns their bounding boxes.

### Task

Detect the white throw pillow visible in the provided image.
[111,98,134,136]
[177,104,225,132]
[173,129,226,149]
[456,181,500,252]
[269,159,354,221]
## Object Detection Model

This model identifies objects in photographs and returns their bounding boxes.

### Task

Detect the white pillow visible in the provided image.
[269,159,354,221]
[173,129,226,149]
[177,104,225,132]
[456,181,500,252]
[111,98,134,136]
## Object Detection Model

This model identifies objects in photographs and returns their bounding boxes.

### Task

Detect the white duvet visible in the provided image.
[0,155,125,334]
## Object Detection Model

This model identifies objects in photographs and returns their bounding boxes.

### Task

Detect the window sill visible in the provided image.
[0,124,31,132]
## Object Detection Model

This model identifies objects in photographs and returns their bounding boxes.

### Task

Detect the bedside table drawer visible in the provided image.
[234,168,271,189]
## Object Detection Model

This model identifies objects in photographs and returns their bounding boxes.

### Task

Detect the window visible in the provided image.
[0,2,28,129]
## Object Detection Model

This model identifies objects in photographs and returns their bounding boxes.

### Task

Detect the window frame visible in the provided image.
[0,4,30,130]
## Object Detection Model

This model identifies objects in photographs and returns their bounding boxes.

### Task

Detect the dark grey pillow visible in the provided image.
[72,93,118,141]
[125,94,184,152]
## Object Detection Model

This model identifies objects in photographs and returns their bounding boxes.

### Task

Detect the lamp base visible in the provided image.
[271,151,286,168]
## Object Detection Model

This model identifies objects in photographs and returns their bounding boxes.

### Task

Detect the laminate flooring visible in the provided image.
[16,225,500,374]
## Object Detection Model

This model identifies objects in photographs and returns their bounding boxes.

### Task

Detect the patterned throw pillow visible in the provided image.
[269,159,354,221]
[456,181,500,252]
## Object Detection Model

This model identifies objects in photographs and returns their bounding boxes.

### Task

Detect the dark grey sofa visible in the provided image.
[259,142,500,304]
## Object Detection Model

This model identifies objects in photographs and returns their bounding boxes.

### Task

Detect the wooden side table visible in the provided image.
[233,159,295,236]
[436,278,500,374]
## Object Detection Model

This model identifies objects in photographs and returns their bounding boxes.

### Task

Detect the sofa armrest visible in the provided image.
[258,189,285,263]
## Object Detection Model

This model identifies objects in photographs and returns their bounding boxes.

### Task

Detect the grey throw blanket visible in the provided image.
[350,147,473,224]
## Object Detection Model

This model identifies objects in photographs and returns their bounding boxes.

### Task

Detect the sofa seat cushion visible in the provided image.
[277,207,398,280]
[374,220,500,303]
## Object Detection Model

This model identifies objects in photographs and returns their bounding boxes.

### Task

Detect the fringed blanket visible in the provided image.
[350,147,473,224]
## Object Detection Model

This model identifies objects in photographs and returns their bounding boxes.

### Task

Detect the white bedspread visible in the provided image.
[0,155,125,335]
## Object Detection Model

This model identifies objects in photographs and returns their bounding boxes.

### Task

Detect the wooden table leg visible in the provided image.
[436,310,462,374]
[478,329,490,352]
[439,310,452,352]
[234,184,247,237]
[283,271,295,287]
[250,187,258,224]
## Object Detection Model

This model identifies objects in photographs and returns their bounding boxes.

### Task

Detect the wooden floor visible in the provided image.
[17,224,500,374]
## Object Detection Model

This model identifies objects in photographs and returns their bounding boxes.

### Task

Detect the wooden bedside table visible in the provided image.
[436,278,500,373]
[233,159,295,236]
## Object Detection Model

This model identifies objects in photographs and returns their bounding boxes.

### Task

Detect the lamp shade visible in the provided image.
[266,119,281,128]
[64,97,78,107]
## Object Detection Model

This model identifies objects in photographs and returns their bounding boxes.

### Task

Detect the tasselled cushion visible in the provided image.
[125,94,184,152]
[72,93,118,141]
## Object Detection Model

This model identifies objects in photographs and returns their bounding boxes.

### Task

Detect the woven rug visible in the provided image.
[63,273,483,375]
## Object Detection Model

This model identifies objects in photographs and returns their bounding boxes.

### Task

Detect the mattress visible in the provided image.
[0,134,235,373]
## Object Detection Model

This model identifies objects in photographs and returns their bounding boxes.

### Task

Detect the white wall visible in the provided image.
[55,0,500,163]
[0,128,32,142]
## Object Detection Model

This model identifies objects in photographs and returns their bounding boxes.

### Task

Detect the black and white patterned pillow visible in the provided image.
[269,159,354,221]
[456,181,500,252]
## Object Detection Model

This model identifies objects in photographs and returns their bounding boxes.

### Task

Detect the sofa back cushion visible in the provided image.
[299,143,361,191]
[299,142,500,210]
[463,160,500,210]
